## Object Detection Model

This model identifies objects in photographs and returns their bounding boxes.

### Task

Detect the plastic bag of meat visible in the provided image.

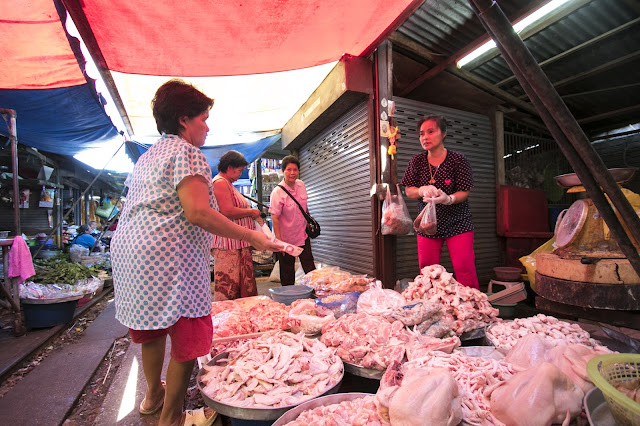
[381,184,413,235]
[357,281,406,316]
[315,291,361,318]
[288,299,335,335]
[414,200,437,235]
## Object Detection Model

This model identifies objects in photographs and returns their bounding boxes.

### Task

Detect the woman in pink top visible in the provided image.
[211,150,264,300]
[269,155,316,285]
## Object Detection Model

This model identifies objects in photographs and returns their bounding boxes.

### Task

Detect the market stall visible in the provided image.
[194,264,639,425]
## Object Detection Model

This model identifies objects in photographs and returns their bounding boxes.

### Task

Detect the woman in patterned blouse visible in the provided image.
[111,79,280,426]
[211,150,264,300]
[401,115,479,289]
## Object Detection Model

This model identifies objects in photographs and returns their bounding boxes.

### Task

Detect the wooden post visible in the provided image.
[375,40,396,288]
[493,109,505,186]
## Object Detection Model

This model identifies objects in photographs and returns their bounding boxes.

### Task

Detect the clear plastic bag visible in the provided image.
[381,184,413,235]
[413,200,437,235]
[70,244,89,262]
[289,299,335,335]
[315,291,361,318]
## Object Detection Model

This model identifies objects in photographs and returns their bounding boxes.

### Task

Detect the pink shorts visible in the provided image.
[129,316,213,362]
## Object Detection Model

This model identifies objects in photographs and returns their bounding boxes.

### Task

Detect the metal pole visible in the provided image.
[468,0,640,276]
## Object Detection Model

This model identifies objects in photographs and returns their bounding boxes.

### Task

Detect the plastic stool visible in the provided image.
[488,279,524,294]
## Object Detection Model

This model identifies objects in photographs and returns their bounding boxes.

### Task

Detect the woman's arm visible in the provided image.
[213,179,261,220]
[451,190,470,204]
[271,214,282,241]
[405,186,422,199]
[178,175,280,251]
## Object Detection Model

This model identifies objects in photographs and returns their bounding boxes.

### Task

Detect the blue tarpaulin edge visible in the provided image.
[0,84,120,156]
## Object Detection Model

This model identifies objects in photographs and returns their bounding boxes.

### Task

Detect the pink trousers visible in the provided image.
[417,231,479,289]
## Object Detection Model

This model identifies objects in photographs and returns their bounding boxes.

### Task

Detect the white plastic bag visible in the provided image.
[270,259,302,283]
[70,244,89,262]
[381,184,413,235]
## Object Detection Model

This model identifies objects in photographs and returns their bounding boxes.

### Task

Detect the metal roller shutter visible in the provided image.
[393,97,499,283]
[299,102,375,276]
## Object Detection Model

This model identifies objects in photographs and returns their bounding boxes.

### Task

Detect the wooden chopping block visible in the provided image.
[537,252,640,284]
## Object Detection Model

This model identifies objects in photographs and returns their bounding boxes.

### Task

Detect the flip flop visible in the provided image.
[139,381,166,415]
[183,407,218,426]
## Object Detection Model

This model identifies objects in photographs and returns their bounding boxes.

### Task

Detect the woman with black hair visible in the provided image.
[211,150,264,300]
[402,115,479,289]
[269,155,316,286]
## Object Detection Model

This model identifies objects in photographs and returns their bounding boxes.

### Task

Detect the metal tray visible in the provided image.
[343,361,384,380]
[460,327,486,342]
[272,392,372,425]
[554,167,638,188]
[584,387,616,426]
[197,352,344,420]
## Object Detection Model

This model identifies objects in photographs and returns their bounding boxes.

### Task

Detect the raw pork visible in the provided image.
[490,362,584,426]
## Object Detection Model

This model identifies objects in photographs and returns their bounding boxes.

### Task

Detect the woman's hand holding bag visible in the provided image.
[414,200,437,235]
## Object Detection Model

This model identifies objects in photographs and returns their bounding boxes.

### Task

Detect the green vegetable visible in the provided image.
[30,256,105,284]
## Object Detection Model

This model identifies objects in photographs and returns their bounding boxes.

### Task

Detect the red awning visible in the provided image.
[0,0,86,89]
[64,0,420,76]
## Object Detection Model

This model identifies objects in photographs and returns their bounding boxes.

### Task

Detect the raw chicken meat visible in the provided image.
[490,362,584,426]
[504,333,612,393]
[201,330,343,409]
[388,367,462,426]
[402,264,498,334]
[404,351,518,424]
[282,395,389,426]
[486,314,604,353]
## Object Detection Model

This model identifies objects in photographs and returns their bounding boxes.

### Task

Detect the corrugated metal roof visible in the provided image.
[392,0,640,136]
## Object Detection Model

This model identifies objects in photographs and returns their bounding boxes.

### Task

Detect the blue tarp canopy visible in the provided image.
[0,85,120,155]
[126,134,281,175]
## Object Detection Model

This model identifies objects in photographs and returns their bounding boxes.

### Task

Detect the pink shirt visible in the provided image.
[269,179,308,247]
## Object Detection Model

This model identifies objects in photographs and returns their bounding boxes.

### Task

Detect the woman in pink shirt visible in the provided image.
[269,155,316,285]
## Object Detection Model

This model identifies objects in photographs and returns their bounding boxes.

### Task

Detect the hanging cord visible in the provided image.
[32,140,126,260]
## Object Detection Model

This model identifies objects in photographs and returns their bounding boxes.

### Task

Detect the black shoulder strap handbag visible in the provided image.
[277,184,321,239]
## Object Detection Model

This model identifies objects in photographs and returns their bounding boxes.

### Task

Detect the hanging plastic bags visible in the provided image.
[414,200,437,235]
[381,184,413,235]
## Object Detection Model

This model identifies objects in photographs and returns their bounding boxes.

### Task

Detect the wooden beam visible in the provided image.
[493,110,505,186]
[448,67,540,116]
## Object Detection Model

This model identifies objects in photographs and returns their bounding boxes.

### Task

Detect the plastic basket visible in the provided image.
[586,354,640,426]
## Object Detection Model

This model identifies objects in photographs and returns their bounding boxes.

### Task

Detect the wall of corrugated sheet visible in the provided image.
[298,102,375,276]
[393,97,499,283]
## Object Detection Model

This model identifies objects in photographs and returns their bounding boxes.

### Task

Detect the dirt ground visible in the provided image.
[0,297,206,425]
